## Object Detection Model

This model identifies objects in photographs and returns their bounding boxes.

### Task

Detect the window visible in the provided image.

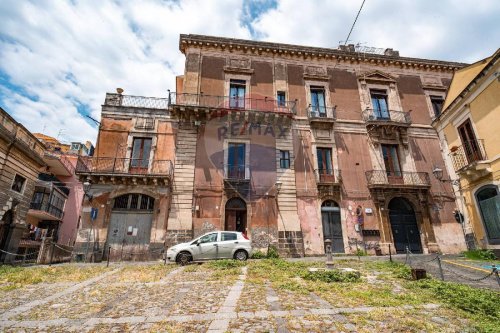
[317,148,333,174]
[381,145,401,177]
[310,87,326,116]
[279,150,290,169]
[113,194,155,210]
[199,233,218,244]
[227,142,246,179]
[430,96,444,117]
[71,143,80,150]
[229,80,246,108]
[457,119,483,164]
[277,91,286,107]
[370,90,389,119]
[221,232,237,241]
[11,174,26,193]
[130,137,152,169]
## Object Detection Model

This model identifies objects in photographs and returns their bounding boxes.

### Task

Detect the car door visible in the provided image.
[218,232,238,259]
[193,232,219,260]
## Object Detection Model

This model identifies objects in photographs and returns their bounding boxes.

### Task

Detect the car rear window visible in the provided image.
[221,232,237,241]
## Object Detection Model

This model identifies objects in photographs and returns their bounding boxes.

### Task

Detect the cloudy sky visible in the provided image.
[0,0,498,144]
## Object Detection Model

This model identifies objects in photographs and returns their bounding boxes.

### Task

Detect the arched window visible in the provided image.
[321,200,340,212]
[225,197,246,210]
[113,194,154,211]
[475,185,500,243]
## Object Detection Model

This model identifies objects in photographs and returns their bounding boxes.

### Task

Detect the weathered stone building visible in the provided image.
[76,35,470,259]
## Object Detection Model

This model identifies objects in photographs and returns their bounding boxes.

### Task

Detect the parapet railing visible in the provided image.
[361,108,411,125]
[449,139,487,172]
[365,170,430,187]
[75,157,173,177]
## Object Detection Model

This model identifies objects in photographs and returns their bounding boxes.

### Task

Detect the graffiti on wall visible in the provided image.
[347,237,380,250]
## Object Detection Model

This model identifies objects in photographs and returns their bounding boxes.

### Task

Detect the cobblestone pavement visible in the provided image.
[0,259,493,332]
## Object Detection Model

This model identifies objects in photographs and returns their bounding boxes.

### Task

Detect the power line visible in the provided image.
[344,0,367,46]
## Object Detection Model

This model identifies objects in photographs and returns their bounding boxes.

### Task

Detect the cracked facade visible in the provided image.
[75,34,469,259]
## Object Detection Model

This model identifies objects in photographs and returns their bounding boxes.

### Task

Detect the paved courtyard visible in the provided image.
[0,258,498,332]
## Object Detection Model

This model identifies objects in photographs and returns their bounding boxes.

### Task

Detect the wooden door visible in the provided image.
[458,119,482,163]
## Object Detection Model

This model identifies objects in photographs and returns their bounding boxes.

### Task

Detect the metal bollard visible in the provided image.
[389,244,392,262]
[437,256,444,281]
[492,264,500,287]
[49,242,55,266]
[324,239,333,269]
[107,246,111,268]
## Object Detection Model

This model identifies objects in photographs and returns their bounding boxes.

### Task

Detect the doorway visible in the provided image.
[388,197,422,253]
[321,200,344,253]
[225,198,247,233]
[0,210,13,262]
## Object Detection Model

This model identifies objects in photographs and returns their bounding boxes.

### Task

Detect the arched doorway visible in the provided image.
[225,198,247,233]
[389,197,422,253]
[321,200,344,253]
[0,210,13,262]
[108,193,155,260]
[475,185,500,244]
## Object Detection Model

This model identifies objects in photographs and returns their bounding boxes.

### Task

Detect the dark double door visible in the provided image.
[389,211,422,253]
[322,208,344,253]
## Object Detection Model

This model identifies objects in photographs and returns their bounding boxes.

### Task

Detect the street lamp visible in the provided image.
[275,181,282,194]
[83,180,93,202]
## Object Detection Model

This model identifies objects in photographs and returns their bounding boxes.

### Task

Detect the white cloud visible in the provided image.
[0,0,498,144]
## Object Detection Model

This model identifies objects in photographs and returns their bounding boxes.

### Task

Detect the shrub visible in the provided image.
[266,245,280,259]
[250,250,267,259]
[355,249,367,257]
[462,249,497,261]
[302,269,360,283]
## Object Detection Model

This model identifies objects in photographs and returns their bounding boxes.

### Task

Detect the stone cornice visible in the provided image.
[179,34,467,72]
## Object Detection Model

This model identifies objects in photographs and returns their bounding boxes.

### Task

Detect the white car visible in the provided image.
[166,231,252,264]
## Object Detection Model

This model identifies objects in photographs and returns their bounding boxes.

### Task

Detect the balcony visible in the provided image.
[315,168,342,197]
[223,164,250,196]
[43,152,74,177]
[449,140,488,173]
[365,170,430,189]
[361,109,411,125]
[104,93,169,109]
[75,157,173,185]
[308,106,336,124]
[169,92,297,115]
[28,202,64,221]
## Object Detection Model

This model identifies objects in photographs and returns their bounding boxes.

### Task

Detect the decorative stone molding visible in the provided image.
[303,66,329,81]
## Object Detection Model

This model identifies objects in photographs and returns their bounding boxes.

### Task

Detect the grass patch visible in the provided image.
[116,264,174,282]
[303,269,360,283]
[0,265,109,290]
[409,279,499,332]
[462,249,498,261]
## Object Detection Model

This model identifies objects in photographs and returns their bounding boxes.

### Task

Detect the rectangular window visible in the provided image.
[277,91,286,107]
[310,87,326,116]
[221,232,237,241]
[370,90,389,119]
[317,148,335,182]
[458,119,483,163]
[381,144,401,176]
[229,80,246,109]
[279,150,290,169]
[430,96,444,117]
[130,137,152,170]
[227,142,246,179]
[11,174,26,193]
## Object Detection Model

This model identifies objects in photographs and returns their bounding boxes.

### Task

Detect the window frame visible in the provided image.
[381,144,402,176]
[277,91,286,107]
[130,137,152,169]
[430,95,444,118]
[11,174,26,194]
[370,89,390,119]
[229,79,246,109]
[279,150,290,169]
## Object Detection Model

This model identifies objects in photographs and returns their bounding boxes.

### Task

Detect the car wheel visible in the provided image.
[176,251,192,265]
[234,250,248,261]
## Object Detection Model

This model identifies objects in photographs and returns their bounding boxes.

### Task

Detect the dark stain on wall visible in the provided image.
[201,56,225,80]
[186,53,200,73]
[251,62,273,85]
[328,69,359,91]
[397,75,425,96]
[287,64,304,86]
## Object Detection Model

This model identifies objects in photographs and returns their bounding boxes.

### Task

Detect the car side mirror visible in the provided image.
[196,241,201,246]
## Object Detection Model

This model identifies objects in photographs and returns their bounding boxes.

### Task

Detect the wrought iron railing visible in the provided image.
[169,92,297,114]
[29,201,64,219]
[223,164,250,180]
[308,105,336,120]
[75,157,173,177]
[315,168,341,184]
[104,93,170,109]
[365,170,430,187]
[361,109,411,124]
[449,140,487,171]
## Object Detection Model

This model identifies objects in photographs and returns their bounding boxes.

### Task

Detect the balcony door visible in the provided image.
[382,144,402,183]
[458,119,482,164]
[310,87,326,117]
[229,80,246,109]
[317,148,334,182]
[227,143,246,179]
[371,90,389,119]
[130,138,152,174]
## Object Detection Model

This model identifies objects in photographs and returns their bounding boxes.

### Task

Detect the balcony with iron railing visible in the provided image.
[308,105,337,122]
[104,93,170,109]
[75,157,173,178]
[223,164,250,181]
[28,201,64,221]
[449,140,488,172]
[169,92,297,114]
[365,170,430,188]
[361,108,412,125]
[315,168,341,184]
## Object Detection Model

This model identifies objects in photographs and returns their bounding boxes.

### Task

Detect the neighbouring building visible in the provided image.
[0,108,46,262]
[76,35,470,260]
[432,49,500,255]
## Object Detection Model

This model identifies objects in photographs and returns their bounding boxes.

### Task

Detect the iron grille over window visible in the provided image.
[113,194,155,210]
